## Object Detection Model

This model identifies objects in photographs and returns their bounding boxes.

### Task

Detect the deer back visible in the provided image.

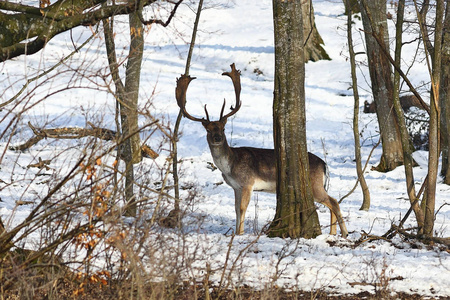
[400,94,429,111]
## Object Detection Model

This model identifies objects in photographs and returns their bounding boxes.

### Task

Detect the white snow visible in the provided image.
[0,0,449,297]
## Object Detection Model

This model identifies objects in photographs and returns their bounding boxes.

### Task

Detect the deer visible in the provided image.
[363,94,429,114]
[175,64,348,238]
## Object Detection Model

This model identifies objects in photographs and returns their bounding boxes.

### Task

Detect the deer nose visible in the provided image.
[213,135,222,143]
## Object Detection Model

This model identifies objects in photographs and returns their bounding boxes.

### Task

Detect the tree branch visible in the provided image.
[0,1,42,15]
[138,0,183,27]
[0,0,159,62]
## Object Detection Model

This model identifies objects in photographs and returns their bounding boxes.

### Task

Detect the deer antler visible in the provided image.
[176,64,241,123]
[220,63,241,121]
[175,74,209,124]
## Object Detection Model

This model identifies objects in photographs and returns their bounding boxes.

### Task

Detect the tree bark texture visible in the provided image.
[440,3,450,184]
[392,0,424,228]
[360,0,405,172]
[102,11,144,217]
[269,0,321,239]
[424,0,444,237]
[124,12,144,165]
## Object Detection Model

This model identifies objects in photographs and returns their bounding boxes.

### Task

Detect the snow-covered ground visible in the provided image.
[1,0,449,297]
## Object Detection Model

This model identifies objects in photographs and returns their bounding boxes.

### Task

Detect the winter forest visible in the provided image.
[0,0,449,299]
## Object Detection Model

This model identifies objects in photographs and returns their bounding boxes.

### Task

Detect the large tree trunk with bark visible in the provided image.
[360,0,405,172]
[269,0,321,239]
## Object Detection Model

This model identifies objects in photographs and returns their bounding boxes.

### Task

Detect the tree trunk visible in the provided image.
[122,11,144,216]
[103,11,143,217]
[344,0,360,14]
[360,0,404,172]
[302,0,330,62]
[392,0,424,229]
[440,3,450,185]
[124,12,144,164]
[124,11,144,166]
[344,0,370,211]
[424,0,444,237]
[269,0,321,239]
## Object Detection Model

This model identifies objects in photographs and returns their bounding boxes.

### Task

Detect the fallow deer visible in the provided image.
[363,94,429,114]
[176,64,348,238]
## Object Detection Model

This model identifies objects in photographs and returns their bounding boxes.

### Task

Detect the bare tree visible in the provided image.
[1,0,182,219]
[420,0,445,236]
[362,0,447,236]
[0,1,184,294]
[269,0,321,239]
[103,10,144,216]
[344,0,371,211]
[359,0,406,172]
[391,0,425,230]
[440,3,450,184]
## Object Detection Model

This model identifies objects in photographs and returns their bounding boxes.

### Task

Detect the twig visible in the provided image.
[138,0,183,27]
[353,230,391,247]
[395,225,450,248]
[0,154,87,255]
[0,34,95,110]
[339,137,381,203]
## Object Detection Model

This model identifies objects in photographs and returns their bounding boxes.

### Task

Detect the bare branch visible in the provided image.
[0,34,95,110]
[0,0,158,62]
[138,0,183,27]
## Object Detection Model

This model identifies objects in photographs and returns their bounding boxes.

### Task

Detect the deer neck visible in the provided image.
[208,138,234,175]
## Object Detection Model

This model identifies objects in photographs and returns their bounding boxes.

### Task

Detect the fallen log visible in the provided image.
[9,122,158,159]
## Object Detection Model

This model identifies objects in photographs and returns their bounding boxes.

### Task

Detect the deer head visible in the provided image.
[175,63,242,146]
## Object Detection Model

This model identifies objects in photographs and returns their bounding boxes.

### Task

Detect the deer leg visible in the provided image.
[323,196,348,238]
[329,210,337,235]
[234,186,252,235]
[315,199,337,235]
[234,189,243,234]
[313,189,348,238]
[320,200,341,236]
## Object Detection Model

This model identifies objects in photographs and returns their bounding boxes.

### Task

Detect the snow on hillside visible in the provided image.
[1,0,449,297]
